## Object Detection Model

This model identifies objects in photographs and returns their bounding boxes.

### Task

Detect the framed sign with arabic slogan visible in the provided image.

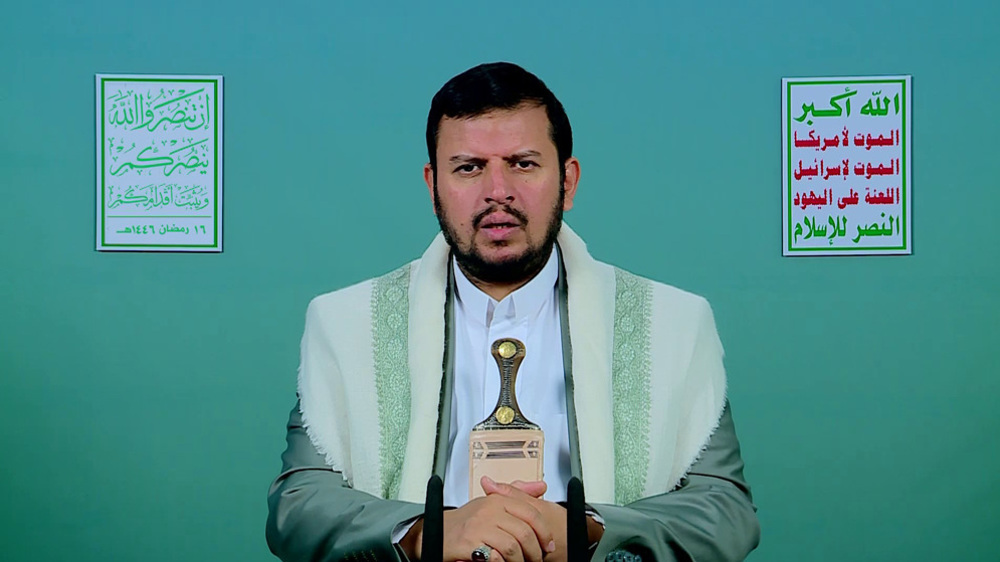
[96,74,223,252]
[782,75,911,256]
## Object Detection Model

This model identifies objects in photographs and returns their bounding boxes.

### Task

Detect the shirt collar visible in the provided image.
[453,245,560,327]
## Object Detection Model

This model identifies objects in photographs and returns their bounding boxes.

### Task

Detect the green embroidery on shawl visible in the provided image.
[371,264,412,499]
[612,268,652,505]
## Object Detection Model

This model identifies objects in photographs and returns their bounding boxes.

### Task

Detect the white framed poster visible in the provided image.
[782,75,911,256]
[96,74,223,252]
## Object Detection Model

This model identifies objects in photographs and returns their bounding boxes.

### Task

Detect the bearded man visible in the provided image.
[266,62,760,562]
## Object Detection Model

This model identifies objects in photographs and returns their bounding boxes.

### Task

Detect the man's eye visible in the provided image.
[455,164,480,174]
[514,160,537,169]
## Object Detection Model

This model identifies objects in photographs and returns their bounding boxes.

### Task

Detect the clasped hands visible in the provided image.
[402,476,594,562]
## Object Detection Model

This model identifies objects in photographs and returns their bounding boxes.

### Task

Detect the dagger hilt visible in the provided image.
[473,338,539,431]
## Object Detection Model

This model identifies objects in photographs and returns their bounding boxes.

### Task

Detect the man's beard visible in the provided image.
[434,186,564,285]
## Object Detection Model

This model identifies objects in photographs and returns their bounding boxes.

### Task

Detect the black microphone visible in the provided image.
[422,475,444,562]
[567,476,588,561]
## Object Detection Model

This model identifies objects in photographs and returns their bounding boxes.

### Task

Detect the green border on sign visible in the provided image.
[100,77,221,249]
[785,78,907,253]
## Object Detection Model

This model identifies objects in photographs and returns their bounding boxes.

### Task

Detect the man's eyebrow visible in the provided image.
[504,150,542,162]
[448,154,485,165]
[447,151,542,165]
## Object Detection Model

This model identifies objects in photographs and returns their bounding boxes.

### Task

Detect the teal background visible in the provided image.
[1,1,997,560]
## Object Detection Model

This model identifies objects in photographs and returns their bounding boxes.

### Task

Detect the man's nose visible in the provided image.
[483,162,514,204]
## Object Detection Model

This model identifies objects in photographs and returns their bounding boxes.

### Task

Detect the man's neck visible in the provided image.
[455,265,531,302]
[455,245,557,302]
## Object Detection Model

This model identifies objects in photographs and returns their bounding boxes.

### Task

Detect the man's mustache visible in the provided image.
[473,205,529,228]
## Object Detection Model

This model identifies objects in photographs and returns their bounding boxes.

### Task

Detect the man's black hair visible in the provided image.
[425,62,573,181]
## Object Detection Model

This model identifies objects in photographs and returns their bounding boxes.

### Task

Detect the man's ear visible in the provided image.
[423,163,437,215]
[561,157,581,211]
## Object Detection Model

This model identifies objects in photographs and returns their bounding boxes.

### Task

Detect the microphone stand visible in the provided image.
[567,476,588,560]
[422,475,444,562]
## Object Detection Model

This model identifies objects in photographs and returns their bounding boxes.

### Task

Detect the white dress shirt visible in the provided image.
[443,248,571,508]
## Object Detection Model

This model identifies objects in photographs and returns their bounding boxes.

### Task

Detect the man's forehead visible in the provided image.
[435,105,554,154]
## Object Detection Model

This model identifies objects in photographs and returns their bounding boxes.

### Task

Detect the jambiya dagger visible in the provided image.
[469,338,544,499]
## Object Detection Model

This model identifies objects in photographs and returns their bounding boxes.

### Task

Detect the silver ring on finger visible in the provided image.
[471,545,492,562]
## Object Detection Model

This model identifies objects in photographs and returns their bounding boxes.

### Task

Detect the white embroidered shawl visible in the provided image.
[298,224,727,506]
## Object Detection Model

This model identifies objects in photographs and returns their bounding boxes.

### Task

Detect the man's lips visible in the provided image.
[475,211,524,240]
[480,219,520,229]
[475,210,524,229]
